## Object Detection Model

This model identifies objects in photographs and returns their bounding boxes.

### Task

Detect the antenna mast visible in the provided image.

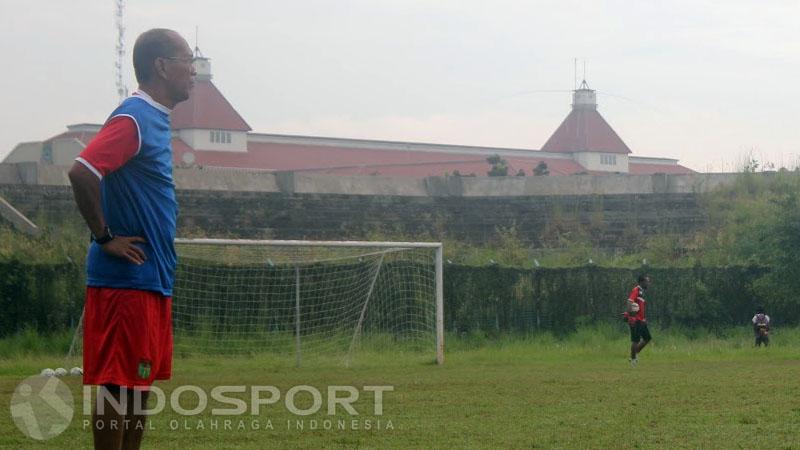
[574,58,577,90]
[115,0,128,104]
[583,60,587,82]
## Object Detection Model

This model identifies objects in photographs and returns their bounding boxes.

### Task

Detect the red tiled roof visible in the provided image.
[45,130,685,178]
[172,139,587,177]
[313,157,584,177]
[173,140,479,170]
[628,163,695,175]
[541,108,632,155]
[171,80,251,131]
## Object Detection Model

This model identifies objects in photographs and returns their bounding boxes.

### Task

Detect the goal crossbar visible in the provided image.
[175,238,443,249]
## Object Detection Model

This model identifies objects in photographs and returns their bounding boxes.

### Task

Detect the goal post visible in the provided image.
[67,238,444,368]
[171,238,445,366]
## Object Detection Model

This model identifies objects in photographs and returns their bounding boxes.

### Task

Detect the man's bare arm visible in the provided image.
[68,162,106,238]
[68,162,147,265]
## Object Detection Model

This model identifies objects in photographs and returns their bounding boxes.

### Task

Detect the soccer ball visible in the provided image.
[69,367,83,376]
[40,368,55,377]
[628,302,640,314]
[54,368,68,377]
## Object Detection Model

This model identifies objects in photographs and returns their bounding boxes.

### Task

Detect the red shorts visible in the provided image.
[83,287,173,387]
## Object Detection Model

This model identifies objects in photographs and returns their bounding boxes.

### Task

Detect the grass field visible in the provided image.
[1,326,799,449]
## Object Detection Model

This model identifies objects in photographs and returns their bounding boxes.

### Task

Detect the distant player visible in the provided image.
[752,307,770,347]
[68,29,195,450]
[623,275,651,366]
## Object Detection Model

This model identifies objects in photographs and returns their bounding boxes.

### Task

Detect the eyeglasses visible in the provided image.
[163,56,193,64]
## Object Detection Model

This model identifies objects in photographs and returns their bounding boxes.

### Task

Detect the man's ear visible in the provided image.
[154,57,169,80]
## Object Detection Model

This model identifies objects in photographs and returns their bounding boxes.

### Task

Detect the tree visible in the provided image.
[533,161,550,176]
[486,154,509,177]
[742,156,759,173]
[515,169,526,177]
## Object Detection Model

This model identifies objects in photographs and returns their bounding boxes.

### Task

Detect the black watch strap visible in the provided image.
[93,226,114,245]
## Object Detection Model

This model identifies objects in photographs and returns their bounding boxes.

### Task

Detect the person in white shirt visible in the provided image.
[752,307,770,347]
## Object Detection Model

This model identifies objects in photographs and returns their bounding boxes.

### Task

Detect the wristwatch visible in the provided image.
[92,226,114,245]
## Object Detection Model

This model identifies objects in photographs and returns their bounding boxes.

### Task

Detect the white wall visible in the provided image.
[51,139,85,166]
[3,142,43,163]
[573,152,629,173]
[2,139,84,166]
[178,129,247,152]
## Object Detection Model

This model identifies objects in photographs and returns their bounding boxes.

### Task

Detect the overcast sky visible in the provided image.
[1,0,799,172]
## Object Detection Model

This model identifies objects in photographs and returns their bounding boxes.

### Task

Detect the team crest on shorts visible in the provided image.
[137,360,152,380]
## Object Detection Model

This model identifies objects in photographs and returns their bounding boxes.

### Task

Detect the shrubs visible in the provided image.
[444,264,771,334]
[0,260,83,338]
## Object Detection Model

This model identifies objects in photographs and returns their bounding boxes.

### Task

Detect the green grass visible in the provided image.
[1,326,799,449]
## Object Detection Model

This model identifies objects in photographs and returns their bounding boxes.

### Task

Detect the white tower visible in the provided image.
[193,52,212,81]
[572,79,597,110]
[192,31,212,81]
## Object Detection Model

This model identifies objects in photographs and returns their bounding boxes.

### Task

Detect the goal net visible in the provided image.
[68,239,444,367]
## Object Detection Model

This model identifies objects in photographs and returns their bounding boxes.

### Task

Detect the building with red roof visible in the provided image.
[3,52,693,177]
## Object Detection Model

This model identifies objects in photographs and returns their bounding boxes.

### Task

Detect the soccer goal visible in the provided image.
[68,239,444,367]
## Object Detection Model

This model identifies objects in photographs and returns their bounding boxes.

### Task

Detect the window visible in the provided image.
[600,154,616,166]
[210,130,232,144]
[41,143,53,164]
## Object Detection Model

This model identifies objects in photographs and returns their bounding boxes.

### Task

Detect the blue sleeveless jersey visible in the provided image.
[86,96,178,296]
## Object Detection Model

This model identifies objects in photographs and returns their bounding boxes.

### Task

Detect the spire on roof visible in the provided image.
[192,29,212,81]
[540,78,631,155]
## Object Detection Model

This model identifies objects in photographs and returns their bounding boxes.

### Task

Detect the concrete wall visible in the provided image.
[0,163,759,249]
[0,164,22,184]
[0,183,706,248]
[0,162,744,197]
[173,167,280,191]
[0,162,85,185]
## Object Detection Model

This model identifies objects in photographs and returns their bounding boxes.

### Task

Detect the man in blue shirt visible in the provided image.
[68,28,195,450]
